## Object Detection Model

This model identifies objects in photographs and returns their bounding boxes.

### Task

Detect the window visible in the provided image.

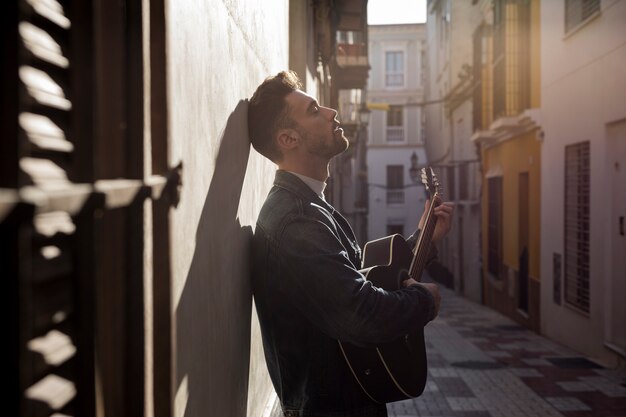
[492,0,530,119]
[386,106,404,142]
[487,176,503,278]
[385,51,404,87]
[565,0,600,33]
[386,165,404,204]
[387,224,404,236]
[564,141,590,313]
[336,30,366,66]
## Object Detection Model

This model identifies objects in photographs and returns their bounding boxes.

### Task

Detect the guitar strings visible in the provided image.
[409,196,439,281]
[412,218,435,279]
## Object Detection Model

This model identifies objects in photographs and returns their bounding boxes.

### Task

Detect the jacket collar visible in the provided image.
[274,170,333,211]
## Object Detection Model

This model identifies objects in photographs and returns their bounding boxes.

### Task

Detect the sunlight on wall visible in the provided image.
[175,375,188,416]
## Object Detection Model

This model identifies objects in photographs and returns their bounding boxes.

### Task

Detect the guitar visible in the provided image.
[338,167,441,404]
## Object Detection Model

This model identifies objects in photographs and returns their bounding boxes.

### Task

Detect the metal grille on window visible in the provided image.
[564,141,590,313]
[565,0,600,33]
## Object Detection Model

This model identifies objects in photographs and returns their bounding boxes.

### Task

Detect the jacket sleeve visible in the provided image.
[275,216,435,348]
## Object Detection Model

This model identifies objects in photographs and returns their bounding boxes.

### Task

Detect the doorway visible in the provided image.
[518,172,529,313]
[606,120,626,356]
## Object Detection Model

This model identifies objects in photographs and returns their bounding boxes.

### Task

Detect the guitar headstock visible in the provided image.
[420,166,441,199]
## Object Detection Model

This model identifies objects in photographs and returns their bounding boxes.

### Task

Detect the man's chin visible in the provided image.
[342,138,350,152]
[332,137,350,157]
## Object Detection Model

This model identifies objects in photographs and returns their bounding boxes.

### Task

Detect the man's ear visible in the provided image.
[276,128,299,151]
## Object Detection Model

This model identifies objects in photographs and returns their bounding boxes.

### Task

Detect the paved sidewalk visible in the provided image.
[387,287,626,417]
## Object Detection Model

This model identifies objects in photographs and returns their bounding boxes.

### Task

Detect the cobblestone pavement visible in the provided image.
[387,287,626,417]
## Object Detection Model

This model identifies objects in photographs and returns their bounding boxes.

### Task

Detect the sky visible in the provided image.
[367,0,427,25]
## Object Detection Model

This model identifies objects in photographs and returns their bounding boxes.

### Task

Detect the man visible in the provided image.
[248,71,453,416]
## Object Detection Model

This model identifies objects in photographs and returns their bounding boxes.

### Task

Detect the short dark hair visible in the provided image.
[248,70,303,162]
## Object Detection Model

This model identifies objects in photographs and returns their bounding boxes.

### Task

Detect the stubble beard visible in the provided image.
[301,127,348,160]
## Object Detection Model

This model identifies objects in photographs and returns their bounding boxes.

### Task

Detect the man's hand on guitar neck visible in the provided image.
[418,198,455,243]
[402,279,441,320]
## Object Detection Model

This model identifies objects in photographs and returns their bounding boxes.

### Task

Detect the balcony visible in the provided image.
[387,190,404,204]
[336,42,368,68]
[332,0,369,91]
[386,127,404,143]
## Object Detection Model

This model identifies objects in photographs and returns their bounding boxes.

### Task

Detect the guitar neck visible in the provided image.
[408,196,439,282]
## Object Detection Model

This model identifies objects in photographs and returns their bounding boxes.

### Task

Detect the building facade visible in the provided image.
[470,0,543,333]
[539,0,626,366]
[424,0,483,300]
[424,0,625,368]
[366,23,429,242]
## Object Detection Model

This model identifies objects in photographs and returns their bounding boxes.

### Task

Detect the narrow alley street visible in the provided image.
[387,287,626,417]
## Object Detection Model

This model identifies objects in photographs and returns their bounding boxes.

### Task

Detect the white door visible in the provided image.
[606,120,626,355]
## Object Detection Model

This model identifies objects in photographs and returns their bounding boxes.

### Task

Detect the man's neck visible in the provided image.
[278,161,330,182]
[288,171,327,200]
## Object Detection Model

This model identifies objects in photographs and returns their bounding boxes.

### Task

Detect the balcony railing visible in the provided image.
[387,189,404,204]
[386,127,404,143]
[336,42,368,67]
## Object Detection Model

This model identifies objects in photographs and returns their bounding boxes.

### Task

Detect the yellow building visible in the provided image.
[471,0,542,332]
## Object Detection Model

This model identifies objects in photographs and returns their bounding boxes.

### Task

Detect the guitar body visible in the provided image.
[338,234,428,404]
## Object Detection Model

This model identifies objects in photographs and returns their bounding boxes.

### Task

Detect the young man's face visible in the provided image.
[284,90,348,159]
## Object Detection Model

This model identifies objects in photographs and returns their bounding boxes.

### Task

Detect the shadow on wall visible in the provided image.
[176,100,254,417]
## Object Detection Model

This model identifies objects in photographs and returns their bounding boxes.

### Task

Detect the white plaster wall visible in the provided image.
[540,0,626,365]
[165,1,288,416]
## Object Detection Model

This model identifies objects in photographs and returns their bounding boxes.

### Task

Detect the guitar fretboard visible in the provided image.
[408,196,439,282]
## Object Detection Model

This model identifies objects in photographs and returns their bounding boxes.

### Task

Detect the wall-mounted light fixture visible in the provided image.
[536,129,545,142]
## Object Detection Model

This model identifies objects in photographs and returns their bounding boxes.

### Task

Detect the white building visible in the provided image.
[540,0,626,366]
[424,0,483,300]
[366,24,429,241]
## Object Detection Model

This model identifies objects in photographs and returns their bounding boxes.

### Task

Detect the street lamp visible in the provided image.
[409,151,419,183]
